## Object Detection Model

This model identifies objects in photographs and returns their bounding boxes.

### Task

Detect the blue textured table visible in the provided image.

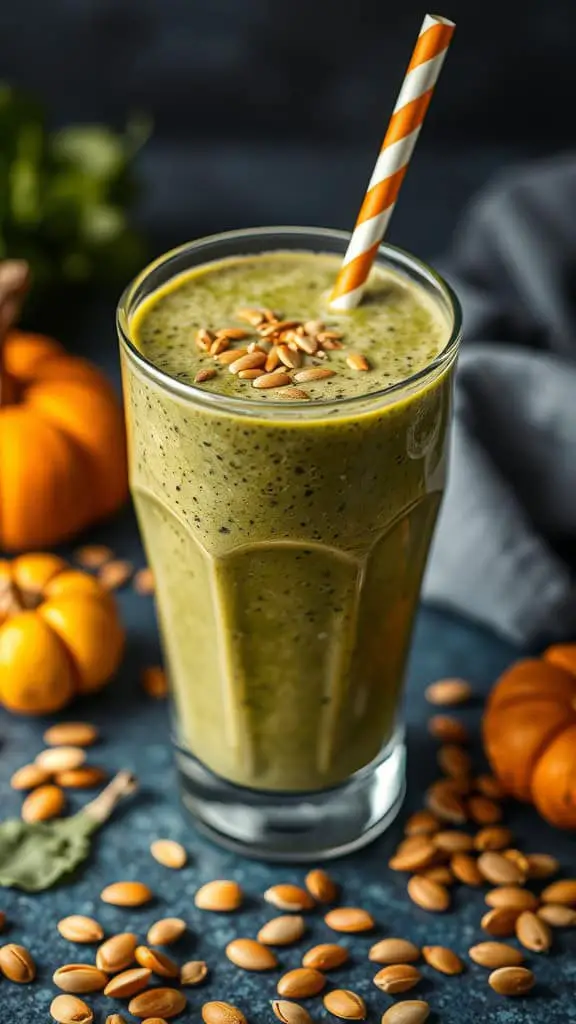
[1,521,576,1022]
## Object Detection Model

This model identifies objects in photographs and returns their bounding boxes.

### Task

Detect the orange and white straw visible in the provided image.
[329,14,455,311]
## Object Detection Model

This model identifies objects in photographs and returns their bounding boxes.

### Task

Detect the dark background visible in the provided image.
[2,0,575,263]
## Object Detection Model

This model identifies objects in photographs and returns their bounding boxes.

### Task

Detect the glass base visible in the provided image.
[174,730,406,862]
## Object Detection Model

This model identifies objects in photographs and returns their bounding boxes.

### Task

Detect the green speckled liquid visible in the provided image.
[124,250,454,791]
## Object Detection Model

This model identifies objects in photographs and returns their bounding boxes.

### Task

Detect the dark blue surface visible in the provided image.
[1,560,576,1022]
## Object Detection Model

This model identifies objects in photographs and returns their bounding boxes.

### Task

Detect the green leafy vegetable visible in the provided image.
[0,84,149,304]
[0,771,137,891]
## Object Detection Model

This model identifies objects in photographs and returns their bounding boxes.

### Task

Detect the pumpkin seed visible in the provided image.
[428,716,469,744]
[150,839,187,870]
[277,967,326,997]
[450,853,483,887]
[257,915,306,946]
[537,903,576,927]
[50,994,94,1024]
[323,989,366,1019]
[264,884,315,912]
[305,868,338,903]
[201,1001,247,1024]
[225,938,278,971]
[488,966,535,996]
[98,560,133,590]
[388,838,437,872]
[0,943,36,982]
[53,964,109,993]
[253,371,292,389]
[277,345,302,369]
[22,783,65,822]
[217,347,249,365]
[56,767,107,789]
[425,782,467,824]
[424,678,472,705]
[293,368,336,383]
[264,348,281,372]
[526,853,559,879]
[229,352,267,374]
[217,327,249,340]
[103,967,152,997]
[541,879,576,905]
[485,887,538,911]
[475,774,506,799]
[437,744,472,778]
[105,1016,127,1024]
[142,666,168,698]
[100,881,153,907]
[346,353,369,372]
[395,835,437,858]
[477,852,525,886]
[373,964,421,993]
[10,763,51,790]
[135,945,180,977]
[420,866,455,886]
[146,918,187,946]
[481,907,521,937]
[380,1001,430,1024]
[133,567,155,595]
[181,960,209,985]
[468,942,524,968]
[273,388,311,400]
[96,933,138,972]
[57,915,104,943]
[474,826,513,851]
[368,938,420,964]
[302,943,348,970]
[406,876,450,912]
[238,368,263,380]
[74,545,113,569]
[129,988,187,1019]
[324,907,375,932]
[421,946,463,975]
[404,811,441,836]
[271,1000,313,1023]
[194,879,243,911]
[303,319,325,335]
[468,795,502,825]
[44,723,98,747]
[433,830,475,853]
[515,911,552,952]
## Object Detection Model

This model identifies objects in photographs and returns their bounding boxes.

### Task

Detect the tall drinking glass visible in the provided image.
[117,227,461,860]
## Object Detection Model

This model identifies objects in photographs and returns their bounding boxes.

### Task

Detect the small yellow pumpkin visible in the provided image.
[0,553,124,715]
[0,330,128,551]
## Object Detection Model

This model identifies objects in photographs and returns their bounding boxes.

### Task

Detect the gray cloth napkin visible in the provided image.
[423,154,576,647]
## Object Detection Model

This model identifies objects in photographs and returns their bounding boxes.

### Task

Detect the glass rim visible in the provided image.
[117,225,462,418]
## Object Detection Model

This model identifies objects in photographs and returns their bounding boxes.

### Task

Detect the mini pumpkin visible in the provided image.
[0,330,128,551]
[483,648,576,829]
[0,553,124,715]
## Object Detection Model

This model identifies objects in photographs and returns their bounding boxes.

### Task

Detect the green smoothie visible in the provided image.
[124,250,453,791]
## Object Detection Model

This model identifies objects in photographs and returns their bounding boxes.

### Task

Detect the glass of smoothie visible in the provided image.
[117,227,461,860]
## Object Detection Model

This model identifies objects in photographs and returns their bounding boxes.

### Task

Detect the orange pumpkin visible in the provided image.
[483,647,576,829]
[0,330,128,551]
[0,553,124,715]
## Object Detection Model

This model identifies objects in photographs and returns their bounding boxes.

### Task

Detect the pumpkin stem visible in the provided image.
[83,770,138,827]
[0,577,25,616]
[0,261,30,409]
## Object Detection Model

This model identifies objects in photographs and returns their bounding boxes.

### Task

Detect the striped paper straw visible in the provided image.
[329,13,455,311]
